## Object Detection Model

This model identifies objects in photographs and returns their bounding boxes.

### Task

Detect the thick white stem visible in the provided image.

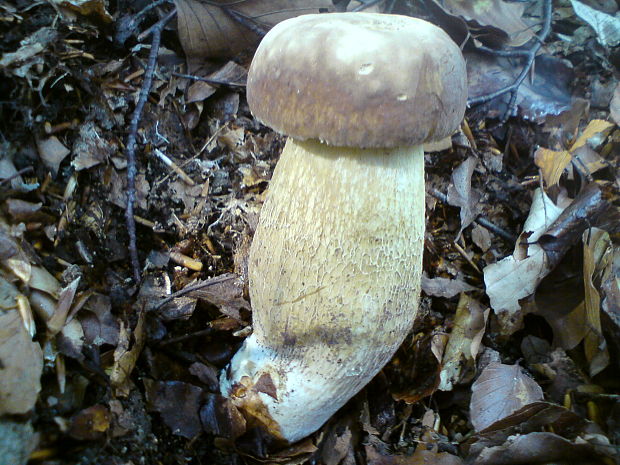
[221,138,424,442]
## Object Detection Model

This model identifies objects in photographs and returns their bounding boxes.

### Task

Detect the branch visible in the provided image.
[124,9,176,283]
[466,0,553,122]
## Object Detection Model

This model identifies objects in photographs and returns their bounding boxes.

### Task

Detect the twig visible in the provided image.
[221,7,268,37]
[466,0,553,121]
[153,273,238,310]
[124,9,176,283]
[352,0,383,11]
[0,166,34,185]
[172,72,246,88]
[429,187,517,243]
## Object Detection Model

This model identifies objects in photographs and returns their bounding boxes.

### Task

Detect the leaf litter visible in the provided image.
[0,0,618,464]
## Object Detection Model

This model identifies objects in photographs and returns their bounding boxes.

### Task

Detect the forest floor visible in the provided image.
[0,0,619,464]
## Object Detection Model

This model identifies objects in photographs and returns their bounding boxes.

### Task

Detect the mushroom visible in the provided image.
[220,12,467,443]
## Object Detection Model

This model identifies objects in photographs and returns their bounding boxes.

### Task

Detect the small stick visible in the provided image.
[428,187,517,243]
[172,72,246,88]
[453,240,482,274]
[0,166,34,185]
[169,251,203,271]
[124,9,176,283]
[153,148,195,186]
[154,274,237,310]
[467,0,553,122]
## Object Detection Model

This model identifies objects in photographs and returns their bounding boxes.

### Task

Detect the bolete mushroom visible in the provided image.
[220,12,467,443]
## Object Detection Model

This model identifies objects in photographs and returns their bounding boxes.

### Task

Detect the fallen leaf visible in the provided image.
[582,228,610,376]
[611,83,620,124]
[50,0,113,23]
[539,182,616,265]
[68,405,111,440]
[145,380,203,439]
[446,156,481,239]
[36,136,70,177]
[467,53,576,123]
[483,189,565,335]
[72,122,117,171]
[110,311,146,397]
[200,393,246,439]
[469,362,543,432]
[534,147,571,187]
[0,310,43,414]
[421,273,475,298]
[46,277,80,337]
[571,0,620,47]
[469,431,610,465]
[435,0,534,46]
[439,294,489,391]
[175,0,333,61]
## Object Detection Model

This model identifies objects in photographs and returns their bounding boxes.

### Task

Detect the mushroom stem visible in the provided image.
[220,138,424,442]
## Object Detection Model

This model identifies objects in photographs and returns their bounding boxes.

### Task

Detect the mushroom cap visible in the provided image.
[247,13,468,148]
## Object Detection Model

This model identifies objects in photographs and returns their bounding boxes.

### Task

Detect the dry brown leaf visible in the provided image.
[175,0,333,61]
[469,431,611,465]
[483,189,565,335]
[145,380,203,439]
[535,120,613,186]
[46,277,81,337]
[50,0,113,23]
[439,0,534,46]
[469,362,543,432]
[582,228,610,376]
[611,83,620,125]
[68,405,111,440]
[0,310,43,415]
[570,119,614,152]
[110,310,146,397]
[534,148,571,187]
[36,136,71,177]
[439,294,489,391]
[446,156,481,239]
[421,273,475,298]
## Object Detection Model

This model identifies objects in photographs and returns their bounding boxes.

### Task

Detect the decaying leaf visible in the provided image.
[36,136,71,177]
[469,362,543,432]
[68,405,111,440]
[484,189,566,334]
[446,156,481,239]
[611,84,620,125]
[110,311,146,397]
[467,53,577,123]
[468,431,611,465]
[537,183,616,269]
[421,273,475,298]
[176,0,333,61]
[537,118,615,186]
[582,228,610,376]
[200,393,246,439]
[432,0,534,46]
[439,294,489,391]
[49,0,113,23]
[46,277,81,337]
[534,147,572,187]
[0,310,43,415]
[145,380,203,439]
[366,441,464,465]
[571,0,620,47]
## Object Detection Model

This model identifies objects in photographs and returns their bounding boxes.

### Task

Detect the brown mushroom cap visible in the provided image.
[247,13,468,148]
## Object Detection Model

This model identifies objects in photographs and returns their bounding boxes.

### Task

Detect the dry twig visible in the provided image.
[124,9,176,283]
[466,0,553,122]
[429,187,517,243]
